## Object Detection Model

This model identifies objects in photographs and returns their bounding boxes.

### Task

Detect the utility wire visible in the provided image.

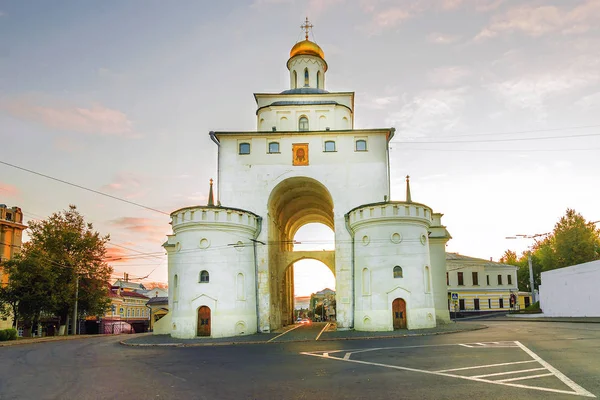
[0,160,170,216]
[394,132,600,144]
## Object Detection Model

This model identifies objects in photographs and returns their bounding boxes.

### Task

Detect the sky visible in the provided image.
[1,0,599,296]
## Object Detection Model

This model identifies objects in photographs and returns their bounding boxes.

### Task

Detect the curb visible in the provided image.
[119,324,488,348]
[0,332,150,347]
[500,318,600,323]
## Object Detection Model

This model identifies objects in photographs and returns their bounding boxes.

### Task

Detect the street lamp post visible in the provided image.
[506,232,548,305]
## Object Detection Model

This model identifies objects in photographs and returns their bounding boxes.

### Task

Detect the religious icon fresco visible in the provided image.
[293,143,309,166]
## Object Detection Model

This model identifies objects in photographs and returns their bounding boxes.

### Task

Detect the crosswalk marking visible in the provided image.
[300,340,596,397]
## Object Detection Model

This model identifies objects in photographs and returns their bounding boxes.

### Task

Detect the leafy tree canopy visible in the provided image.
[0,205,113,327]
[499,208,600,292]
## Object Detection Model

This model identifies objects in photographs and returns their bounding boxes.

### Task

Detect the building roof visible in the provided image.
[113,279,146,290]
[446,252,517,268]
[280,88,329,95]
[120,291,149,299]
[147,296,168,305]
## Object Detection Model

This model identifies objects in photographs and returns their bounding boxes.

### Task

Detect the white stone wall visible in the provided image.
[349,202,437,331]
[216,130,390,330]
[287,55,326,89]
[539,260,600,317]
[255,92,354,132]
[165,207,260,339]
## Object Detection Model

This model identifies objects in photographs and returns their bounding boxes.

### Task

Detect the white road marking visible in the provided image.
[515,341,596,397]
[471,367,546,379]
[435,360,537,373]
[267,324,302,342]
[497,373,554,382]
[301,341,597,398]
[315,323,330,341]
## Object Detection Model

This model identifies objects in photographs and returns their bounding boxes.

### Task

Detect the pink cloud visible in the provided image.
[427,32,462,44]
[100,173,149,200]
[0,182,19,198]
[1,99,135,136]
[475,0,600,40]
[110,217,169,242]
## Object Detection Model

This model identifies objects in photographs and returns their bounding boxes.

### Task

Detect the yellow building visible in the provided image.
[0,205,27,329]
[446,253,519,314]
[147,296,168,331]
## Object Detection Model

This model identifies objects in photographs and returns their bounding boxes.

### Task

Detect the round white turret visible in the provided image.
[164,206,261,339]
[347,201,437,331]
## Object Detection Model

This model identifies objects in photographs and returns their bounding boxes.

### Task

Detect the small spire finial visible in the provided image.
[406,175,412,203]
[208,178,215,207]
[301,17,313,41]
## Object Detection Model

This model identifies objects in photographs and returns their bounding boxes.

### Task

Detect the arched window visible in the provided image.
[317,71,321,88]
[394,266,403,278]
[362,268,371,295]
[293,70,297,88]
[324,140,336,152]
[173,274,178,301]
[268,142,280,153]
[236,273,245,300]
[425,266,431,292]
[304,68,309,86]
[200,270,209,283]
[239,142,250,155]
[299,116,309,131]
[119,307,124,315]
[355,139,367,151]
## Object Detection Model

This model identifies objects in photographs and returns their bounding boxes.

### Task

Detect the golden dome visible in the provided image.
[290,39,325,60]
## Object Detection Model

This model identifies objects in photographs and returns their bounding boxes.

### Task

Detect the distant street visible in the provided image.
[0,320,598,399]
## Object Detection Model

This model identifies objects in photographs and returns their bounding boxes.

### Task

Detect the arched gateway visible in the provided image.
[160,20,452,339]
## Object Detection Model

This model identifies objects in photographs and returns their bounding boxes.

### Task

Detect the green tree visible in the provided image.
[500,209,600,293]
[551,209,600,268]
[0,206,112,334]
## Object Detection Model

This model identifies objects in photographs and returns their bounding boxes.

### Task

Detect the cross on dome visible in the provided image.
[301,17,313,40]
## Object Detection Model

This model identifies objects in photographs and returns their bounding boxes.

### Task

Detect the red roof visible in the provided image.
[120,291,149,299]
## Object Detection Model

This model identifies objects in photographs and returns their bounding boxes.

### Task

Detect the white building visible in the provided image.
[157,23,452,338]
[539,260,600,317]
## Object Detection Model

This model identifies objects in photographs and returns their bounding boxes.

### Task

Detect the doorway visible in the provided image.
[392,298,407,329]
[197,306,211,337]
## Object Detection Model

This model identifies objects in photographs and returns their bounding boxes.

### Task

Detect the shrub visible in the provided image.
[0,330,8,341]
[5,328,17,340]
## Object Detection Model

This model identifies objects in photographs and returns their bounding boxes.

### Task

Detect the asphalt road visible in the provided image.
[0,320,598,399]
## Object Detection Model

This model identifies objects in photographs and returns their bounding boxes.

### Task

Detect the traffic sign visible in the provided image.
[451,293,459,301]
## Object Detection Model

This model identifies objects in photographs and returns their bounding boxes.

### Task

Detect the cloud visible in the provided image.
[475,0,600,41]
[0,182,19,198]
[386,87,469,138]
[105,246,130,262]
[486,55,600,120]
[0,11,5,17]
[53,136,84,153]
[1,99,135,136]
[110,217,168,242]
[360,0,506,34]
[358,94,400,110]
[428,66,470,86]
[100,173,148,200]
[426,32,461,44]
[574,92,600,111]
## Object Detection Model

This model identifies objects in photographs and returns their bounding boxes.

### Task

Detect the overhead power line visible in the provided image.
[0,160,170,216]
[394,132,600,144]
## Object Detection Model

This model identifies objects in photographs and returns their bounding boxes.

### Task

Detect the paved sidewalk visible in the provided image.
[121,321,487,347]
[496,315,600,323]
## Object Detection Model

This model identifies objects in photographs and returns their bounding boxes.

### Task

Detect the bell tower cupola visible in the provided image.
[287,18,327,91]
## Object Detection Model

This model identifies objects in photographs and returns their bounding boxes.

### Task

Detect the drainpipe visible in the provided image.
[344,213,355,329]
[252,216,263,332]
